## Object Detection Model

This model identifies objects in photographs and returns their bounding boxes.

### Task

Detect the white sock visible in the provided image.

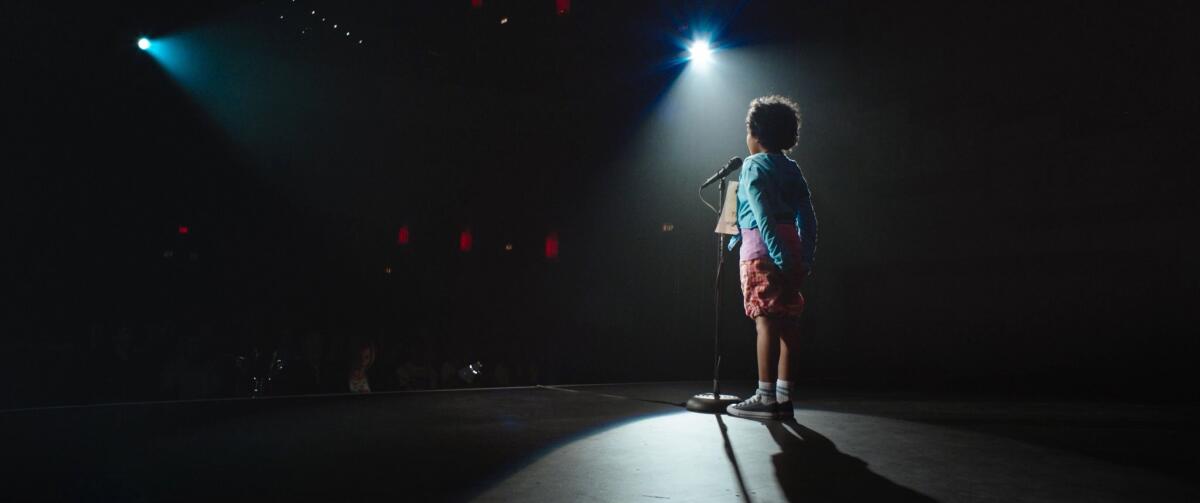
[757,381,777,403]
[776,379,791,403]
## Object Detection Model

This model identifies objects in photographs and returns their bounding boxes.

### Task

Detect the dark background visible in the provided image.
[3,0,1197,408]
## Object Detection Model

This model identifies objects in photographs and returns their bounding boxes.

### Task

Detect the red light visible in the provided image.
[545,232,559,259]
[460,229,473,252]
[178,225,189,235]
[397,226,410,245]
[556,0,570,15]
[471,0,483,8]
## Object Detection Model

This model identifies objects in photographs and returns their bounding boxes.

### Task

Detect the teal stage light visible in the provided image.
[138,37,151,50]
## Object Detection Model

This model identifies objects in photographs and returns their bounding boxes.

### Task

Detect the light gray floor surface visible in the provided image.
[483,382,1199,502]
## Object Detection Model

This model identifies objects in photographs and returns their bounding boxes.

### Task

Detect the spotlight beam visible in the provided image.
[688,39,712,66]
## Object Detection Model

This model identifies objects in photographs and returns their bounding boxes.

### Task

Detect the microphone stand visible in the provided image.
[687,176,741,413]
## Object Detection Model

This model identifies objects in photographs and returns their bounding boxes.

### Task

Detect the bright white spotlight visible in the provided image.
[137,38,151,50]
[688,39,712,66]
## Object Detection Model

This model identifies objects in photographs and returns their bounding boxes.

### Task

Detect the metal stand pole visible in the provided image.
[687,177,741,413]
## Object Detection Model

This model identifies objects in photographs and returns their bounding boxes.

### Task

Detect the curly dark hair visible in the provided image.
[746,95,802,152]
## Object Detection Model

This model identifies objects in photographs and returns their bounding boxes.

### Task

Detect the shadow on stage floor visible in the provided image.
[714,414,935,502]
[765,418,936,502]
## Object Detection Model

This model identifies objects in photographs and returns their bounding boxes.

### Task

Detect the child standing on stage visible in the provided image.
[726,96,818,420]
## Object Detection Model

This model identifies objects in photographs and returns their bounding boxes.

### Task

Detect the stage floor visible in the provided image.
[2,382,1197,502]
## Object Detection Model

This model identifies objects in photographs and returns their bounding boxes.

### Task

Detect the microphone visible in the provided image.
[700,157,743,189]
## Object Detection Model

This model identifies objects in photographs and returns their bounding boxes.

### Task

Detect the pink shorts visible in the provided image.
[739,258,806,319]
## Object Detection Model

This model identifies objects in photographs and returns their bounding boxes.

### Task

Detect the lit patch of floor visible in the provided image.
[475,409,1197,502]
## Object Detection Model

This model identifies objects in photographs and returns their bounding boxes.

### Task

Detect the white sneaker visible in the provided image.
[726,393,779,419]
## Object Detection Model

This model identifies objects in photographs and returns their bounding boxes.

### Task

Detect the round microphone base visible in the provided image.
[686,392,742,414]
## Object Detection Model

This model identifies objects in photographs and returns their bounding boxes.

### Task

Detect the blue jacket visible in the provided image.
[728,152,818,272]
